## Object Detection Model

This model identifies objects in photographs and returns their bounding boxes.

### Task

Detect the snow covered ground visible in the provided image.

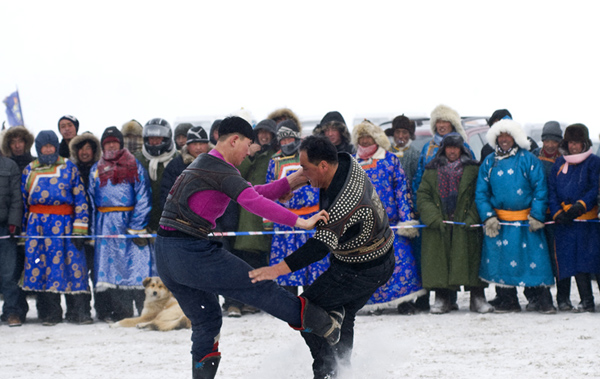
[2,283,600,379]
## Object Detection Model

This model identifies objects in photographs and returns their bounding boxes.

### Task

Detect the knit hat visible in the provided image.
[391,115,415,140]
[101,126,124,149]
[560,123,592,152]
[174,123,194,138]
[186,126,209,144]
[218,116,254,141]
[276,119,301,142]
[35,130,60,165]
[58,115,80,133]
[541,121,562,142]
[488,109,512,126]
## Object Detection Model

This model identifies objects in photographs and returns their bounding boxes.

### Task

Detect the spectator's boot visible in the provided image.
[293,296,344,346]
[430,289,451,314]
[537,287,557,314]
[469,287,494,313]
[193,354,221,379]
[556,277,573,311]
[574,273,595,313]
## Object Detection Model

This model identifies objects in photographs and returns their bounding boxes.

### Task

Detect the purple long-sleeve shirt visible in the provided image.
[185,149,299,229]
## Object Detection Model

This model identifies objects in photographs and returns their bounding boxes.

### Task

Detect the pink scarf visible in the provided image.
[357,144,378,160]
[562,149,593,174]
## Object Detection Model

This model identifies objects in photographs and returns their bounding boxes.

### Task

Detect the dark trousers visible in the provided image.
[300,249,395,378]
[155,235,302,361]
[0,226,20,317]
[223,249,269,309]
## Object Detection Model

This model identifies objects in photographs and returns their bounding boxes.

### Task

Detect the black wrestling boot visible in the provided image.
[193,355,221,379]
[297,296,344,346]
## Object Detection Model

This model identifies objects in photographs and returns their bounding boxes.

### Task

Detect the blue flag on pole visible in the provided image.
[3,90,24,127]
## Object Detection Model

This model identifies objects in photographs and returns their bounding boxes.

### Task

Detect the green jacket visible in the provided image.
[417,164,484,289]
[233,147,277,254]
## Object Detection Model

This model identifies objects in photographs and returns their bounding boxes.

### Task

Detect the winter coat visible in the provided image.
[0,156,22,227]
[266,151,328,286]
[69,132,101,191]
[159,146,195,207]
[418,164,484,289]
[389,144,420,192]
[22,157,90,293]
[88,156,153,289]
[475,148,554,287]
[233,146,278,254]
[355,147,423,305]
[135,150,176,231]
[548,153,600,279]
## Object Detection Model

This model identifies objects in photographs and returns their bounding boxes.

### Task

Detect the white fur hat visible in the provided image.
[430,104,467,141]
[486,119,530,150]
[352,119,391,150]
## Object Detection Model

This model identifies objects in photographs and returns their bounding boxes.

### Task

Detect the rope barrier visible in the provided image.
[1,219,597,240]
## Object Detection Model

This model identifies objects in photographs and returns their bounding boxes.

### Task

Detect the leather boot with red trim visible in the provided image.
[291,296,344,346]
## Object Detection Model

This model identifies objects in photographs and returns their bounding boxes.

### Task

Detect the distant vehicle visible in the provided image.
[380,116,490,161]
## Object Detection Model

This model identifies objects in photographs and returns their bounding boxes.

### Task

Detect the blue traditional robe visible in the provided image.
[548,153,600,279]
[266,151,329,286]
[88,158,153,290]
[357,148,423,306]
[475,149,554,287]
[22,157,90,293]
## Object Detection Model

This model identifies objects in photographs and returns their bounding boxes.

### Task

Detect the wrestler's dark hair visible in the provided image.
[300,135,338,165]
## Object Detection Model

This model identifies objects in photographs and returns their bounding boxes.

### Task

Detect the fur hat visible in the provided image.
[391,115,415,140]
[58,115,79,133]
[486,119,530,150]
[267,108,302,132]
[430,104,467,140]
[352,120,391,150]
[1,125,35,157]
[488,109,512,126]
[121,119,143,136]
[560,123,592,153]
[541,121,562,142]
[69,132,101,165]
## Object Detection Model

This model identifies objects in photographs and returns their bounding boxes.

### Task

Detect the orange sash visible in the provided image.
[29,204,74,215]
[494,208,530,221]
[98,206,135,213]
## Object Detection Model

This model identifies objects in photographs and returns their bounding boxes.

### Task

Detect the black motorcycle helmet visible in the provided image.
[143,118,174,156]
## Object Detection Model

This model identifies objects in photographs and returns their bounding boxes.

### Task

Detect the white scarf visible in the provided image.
[142,145,176,181]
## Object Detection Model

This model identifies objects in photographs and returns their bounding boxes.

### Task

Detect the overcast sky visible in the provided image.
[2,0,599,139]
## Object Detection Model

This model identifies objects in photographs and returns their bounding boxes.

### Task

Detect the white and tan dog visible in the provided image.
[111,277,191,331]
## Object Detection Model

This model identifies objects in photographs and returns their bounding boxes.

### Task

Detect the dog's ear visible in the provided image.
[142,277,152,287]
